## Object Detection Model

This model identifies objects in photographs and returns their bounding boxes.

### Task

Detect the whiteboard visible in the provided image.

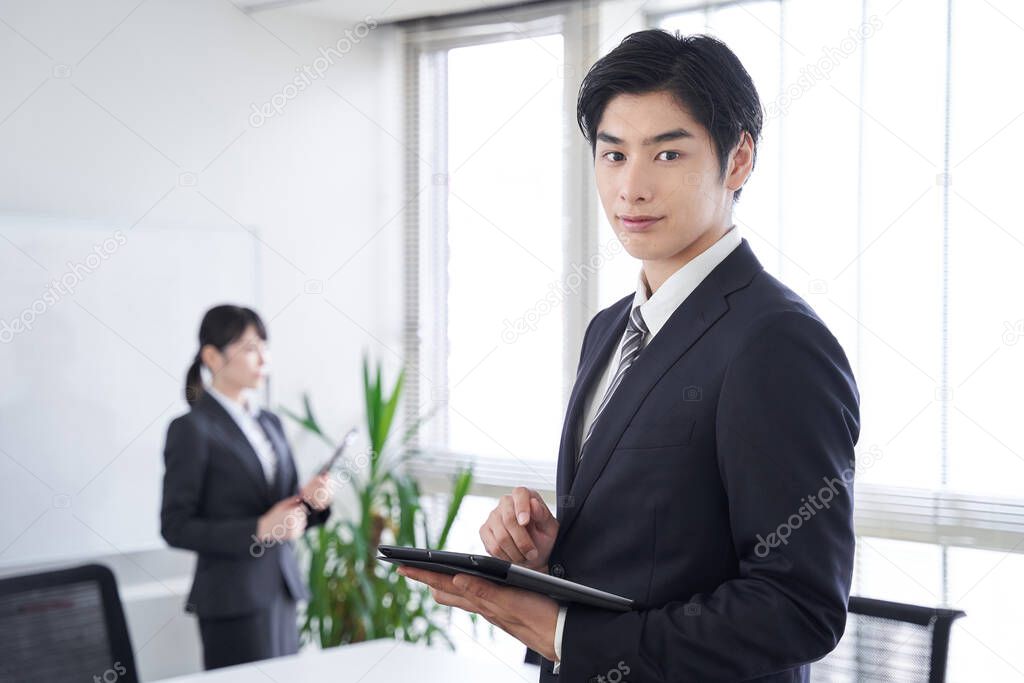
[0,216,260,568]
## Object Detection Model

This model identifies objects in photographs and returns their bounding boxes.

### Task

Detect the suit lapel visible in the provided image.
[259,412,294,500]
[555,239,764,545]
[196,392,272,501]
[555,298,630,521]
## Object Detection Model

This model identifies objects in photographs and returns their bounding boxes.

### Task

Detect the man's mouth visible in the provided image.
[619,215,663,232]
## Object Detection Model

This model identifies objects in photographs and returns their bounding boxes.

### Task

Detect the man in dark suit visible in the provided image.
[398,30,859,682]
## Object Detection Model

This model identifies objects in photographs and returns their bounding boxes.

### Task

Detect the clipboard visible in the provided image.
[300,427,357,515]
[316,427,358,475]
[377,544,634,612]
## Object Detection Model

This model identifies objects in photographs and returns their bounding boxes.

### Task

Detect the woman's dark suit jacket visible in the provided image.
[160,390,330,619]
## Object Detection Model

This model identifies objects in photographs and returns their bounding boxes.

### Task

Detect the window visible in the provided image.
[402,1,1023,675]
[402,2,598,492]
[652,0,1024,676]
[444,34,565,467]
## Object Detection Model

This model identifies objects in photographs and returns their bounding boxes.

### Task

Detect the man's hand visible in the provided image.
[480,486,558,571]
[300,472,334,511]
[397,565,560,661]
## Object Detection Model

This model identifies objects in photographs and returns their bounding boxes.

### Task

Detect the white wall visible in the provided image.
[0,0,406,677]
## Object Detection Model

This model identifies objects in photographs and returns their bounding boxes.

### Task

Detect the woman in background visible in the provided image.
[160,304,334,670]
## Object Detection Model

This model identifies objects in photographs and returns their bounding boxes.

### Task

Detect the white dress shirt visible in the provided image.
[206,384,277,485]
[552,225,741,673]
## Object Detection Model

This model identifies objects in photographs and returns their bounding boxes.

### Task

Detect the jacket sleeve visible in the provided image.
[160,416,261,558]
[558,311,860,682]
[306,504,332,528]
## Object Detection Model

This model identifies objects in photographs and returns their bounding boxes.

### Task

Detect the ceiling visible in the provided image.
[243,0,517,24]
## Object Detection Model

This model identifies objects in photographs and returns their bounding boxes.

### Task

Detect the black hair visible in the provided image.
[576,29,763,201]
[185,305,267,406]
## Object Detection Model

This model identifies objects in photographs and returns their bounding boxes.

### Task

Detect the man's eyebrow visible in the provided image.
[595,128,695,146]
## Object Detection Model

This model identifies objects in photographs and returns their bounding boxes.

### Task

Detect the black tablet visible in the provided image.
[377,544,634,612]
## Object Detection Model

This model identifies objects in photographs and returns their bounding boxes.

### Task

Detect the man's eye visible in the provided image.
[657,151,681,161]
[602,151,625,162]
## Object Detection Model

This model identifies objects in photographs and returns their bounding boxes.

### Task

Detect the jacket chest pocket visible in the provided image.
[617,416,696,450]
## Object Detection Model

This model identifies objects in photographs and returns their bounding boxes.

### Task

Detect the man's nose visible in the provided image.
[619,162,652,203]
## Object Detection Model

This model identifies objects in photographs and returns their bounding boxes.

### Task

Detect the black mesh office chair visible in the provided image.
[814,595,966,682]
[0,563,138,683]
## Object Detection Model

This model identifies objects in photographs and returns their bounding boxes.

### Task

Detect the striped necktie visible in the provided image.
[576,305,649,469]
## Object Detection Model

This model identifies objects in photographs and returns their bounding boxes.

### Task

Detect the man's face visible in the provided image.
[593,90,747,268]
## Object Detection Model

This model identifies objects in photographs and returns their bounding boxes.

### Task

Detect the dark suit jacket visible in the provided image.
[533,239,859,682]
[160,391,330,619]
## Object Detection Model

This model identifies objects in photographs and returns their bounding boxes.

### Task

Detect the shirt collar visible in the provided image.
[632,225,742,337]
[206,384,261,420]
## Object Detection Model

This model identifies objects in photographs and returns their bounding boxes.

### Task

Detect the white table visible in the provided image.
[154,639,541,682]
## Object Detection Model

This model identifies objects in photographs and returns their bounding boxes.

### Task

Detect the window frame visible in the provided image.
[400,1,601,497]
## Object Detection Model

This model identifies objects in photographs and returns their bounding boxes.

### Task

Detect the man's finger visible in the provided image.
[452,573,489,597]
[430,588,495,621]
[482,526,514,562]
[451,574,507,614]
[512,486,533,525]
[494,527,529,564]
[398,566,457,593]
[403,569,500,608]
[502,508,538,561]
[530,496,558,534]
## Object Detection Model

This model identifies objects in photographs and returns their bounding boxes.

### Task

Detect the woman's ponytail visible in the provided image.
[185,351,204,406]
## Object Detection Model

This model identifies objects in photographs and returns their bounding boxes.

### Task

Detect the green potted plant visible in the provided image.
[282,354,473,648]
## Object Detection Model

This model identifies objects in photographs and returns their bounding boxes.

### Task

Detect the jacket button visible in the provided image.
[551,563,565,578]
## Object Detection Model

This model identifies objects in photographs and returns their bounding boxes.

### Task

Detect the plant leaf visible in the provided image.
[437,467,473,550]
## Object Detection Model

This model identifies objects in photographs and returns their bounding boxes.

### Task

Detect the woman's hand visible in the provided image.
[256,497,307,543]
[300,472,334,511]
[480,486,558,571]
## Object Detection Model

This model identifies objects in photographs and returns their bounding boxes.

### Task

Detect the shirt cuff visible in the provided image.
[551,605,567,674]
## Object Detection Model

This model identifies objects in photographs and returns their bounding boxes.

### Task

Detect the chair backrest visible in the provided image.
[814,595,966,682]
[0,563,138,683]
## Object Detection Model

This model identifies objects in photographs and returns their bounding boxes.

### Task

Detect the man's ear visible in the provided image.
[726,131,755,193]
